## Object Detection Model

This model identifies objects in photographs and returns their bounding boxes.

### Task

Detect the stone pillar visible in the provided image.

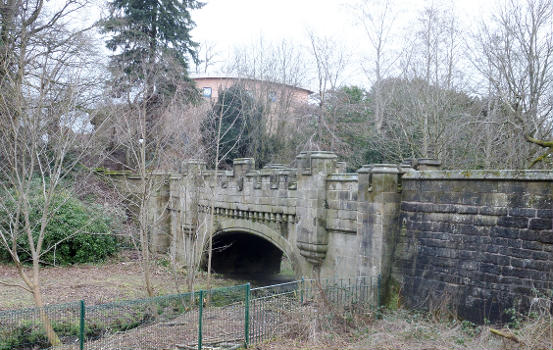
[357,164,402,303]
[184,159,207,174]
[181,160,206,223]
[149,172,171,253]
[233,158,255,177]
[296,151,337,269]
[416,159,441,170]
[233,158,255,191]
[170,160,206,262]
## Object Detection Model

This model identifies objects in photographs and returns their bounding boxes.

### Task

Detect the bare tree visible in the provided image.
[365,3,471,166]
[202,85,262,292]
[101,59,204,297]
[225,37,309,139]
[472,0,553,168]
[0,0,108,346]
[194,40,221,74]
[170,160,210,294]
[307,31,349,151]
[354,0,399,135]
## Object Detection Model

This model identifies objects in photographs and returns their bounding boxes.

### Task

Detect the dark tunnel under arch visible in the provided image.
[204,230,292,277]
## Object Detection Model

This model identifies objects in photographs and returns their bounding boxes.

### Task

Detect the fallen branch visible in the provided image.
[490,328,521,343]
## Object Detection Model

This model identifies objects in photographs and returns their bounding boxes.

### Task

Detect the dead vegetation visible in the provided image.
[258,292,553,350]
[0,250,242,311]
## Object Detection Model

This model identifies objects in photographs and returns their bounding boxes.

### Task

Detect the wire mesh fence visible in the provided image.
[248,276,379,345]
[0,301,81,350]
[84,290,199,350]
[0,276,379,350]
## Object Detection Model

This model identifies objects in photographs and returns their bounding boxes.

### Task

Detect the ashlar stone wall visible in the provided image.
[165,152,381,283]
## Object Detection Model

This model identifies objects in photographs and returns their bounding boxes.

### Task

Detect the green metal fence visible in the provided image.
[248,276,378,345]
[0,276,379,350]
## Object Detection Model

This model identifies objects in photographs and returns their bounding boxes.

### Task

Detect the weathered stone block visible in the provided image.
[537,209,553,218]
[492,226,520,239]
[480,263,501,275]
[521,240,544,250]
[537,231,553,244]
[492,237,521,248]
[529,218,553,230]
[519,229,540,241]
[479,206,508,216]
[457,205,479,214]
[497,216,528,228]
[480,253,510,265]
[508,208,536,217]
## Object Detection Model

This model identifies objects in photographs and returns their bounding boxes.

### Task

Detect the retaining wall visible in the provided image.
[393,170,553,322]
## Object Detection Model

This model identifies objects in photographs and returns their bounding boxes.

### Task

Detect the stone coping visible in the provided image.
[327,173,358,182]
[296,151,338,159]
[233,158,255,165]
[357,164,402,174]
[403,169,553,181]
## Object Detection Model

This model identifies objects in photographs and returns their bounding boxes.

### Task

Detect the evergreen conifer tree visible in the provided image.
[102,0,204,97]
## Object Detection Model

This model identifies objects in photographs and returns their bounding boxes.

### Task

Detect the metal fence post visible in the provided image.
[244,283,250,348]
[79,300,85,350]
[198,290,204,350]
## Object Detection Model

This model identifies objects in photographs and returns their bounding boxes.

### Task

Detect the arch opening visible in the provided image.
[203,230,295,283]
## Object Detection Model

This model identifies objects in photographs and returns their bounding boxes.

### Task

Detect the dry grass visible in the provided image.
[502,296,553,350]
[258,303,553,350]
[0,250,242,310]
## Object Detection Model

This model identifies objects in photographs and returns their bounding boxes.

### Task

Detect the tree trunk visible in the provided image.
[206,98,224,294]
[32,283,61,346]
[141,224,154,297]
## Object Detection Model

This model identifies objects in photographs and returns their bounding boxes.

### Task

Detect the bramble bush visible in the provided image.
[0,188,118,265]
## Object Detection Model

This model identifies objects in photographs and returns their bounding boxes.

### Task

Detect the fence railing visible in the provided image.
[0,276,380,350]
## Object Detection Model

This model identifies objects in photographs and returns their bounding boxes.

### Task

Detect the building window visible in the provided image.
[268,90,277,102]
[202,87,212,98]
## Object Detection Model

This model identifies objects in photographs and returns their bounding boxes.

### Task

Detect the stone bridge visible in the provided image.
[166,151,400,284]
[109,151,553,322]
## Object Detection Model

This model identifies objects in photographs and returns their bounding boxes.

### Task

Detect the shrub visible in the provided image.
[0,188,118,265]
[0,321,50,350]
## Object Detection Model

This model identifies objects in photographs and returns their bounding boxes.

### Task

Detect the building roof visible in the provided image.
[190,73,314,95]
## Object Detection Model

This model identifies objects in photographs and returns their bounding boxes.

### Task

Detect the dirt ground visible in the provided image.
[0,251,241,310]
[1,253,550,350]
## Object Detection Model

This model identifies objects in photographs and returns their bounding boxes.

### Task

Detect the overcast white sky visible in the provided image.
[191,0,494,44]
[78,0,497,90]
[189,0,496,89]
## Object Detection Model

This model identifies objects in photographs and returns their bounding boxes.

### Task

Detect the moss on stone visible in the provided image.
[384,277,402,310]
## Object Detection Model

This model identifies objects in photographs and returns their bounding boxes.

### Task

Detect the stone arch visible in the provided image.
[204,218,302,278]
